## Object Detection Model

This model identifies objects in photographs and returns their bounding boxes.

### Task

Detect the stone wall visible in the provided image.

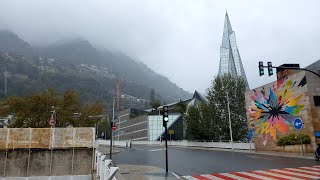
[0,148,94,177]
[0,128,95,178]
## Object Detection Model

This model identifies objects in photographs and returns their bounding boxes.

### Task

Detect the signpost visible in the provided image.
[294,118,304,157]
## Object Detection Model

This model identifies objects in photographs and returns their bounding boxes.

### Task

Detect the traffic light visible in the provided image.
[259,61,264,76]
[163,106,169,127]
[267,62,273,76]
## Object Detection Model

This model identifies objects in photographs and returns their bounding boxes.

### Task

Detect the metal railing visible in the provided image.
[95,150,119,180]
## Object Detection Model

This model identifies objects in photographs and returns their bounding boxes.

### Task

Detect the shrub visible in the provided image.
[276,134,311,146]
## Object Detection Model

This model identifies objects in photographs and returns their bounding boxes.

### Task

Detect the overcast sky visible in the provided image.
[0,0,319,93]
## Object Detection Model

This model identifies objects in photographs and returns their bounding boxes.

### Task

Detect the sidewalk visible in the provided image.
[114,164,179,180]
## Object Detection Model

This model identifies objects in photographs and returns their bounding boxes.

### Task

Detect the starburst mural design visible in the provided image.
[249,76,306,145]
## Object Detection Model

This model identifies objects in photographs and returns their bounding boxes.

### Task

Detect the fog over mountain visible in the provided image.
[0,0,320,92]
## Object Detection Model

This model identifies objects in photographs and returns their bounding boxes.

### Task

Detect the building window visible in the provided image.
[314,96,320,106]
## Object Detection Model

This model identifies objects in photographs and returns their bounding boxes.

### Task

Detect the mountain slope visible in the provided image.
[0,30,34,58]
[0,31,191,105]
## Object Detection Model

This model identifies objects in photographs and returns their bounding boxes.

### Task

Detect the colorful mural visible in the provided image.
[249,76,306,145]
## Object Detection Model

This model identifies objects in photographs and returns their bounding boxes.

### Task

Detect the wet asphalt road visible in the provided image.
[110,144,320,176]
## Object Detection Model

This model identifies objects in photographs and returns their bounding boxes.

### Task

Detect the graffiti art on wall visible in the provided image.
[249,76,306,145]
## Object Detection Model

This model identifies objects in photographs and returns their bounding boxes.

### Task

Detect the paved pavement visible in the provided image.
[112,144,320,178]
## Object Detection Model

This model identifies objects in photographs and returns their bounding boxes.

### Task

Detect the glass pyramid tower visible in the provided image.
[218,12,250,90]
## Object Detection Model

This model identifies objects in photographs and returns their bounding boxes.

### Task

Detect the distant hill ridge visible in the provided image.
[0,30,191,108]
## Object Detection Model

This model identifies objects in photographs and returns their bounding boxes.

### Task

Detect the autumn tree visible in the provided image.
[0,89,106,128]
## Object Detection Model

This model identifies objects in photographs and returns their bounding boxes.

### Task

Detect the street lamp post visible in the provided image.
[226,92,234,151]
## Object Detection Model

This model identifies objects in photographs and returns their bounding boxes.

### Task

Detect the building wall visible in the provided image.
[114,109,148,141]
[245,71,320,152]
[305,72,320,143]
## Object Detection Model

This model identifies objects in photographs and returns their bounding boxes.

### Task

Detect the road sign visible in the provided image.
[168,130,174,135]
[48,115,55,126]
[112,125,117,131]
[248,129,254,141]
[294,118,303,130]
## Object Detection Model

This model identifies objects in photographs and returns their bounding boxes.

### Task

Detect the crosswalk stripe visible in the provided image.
[229,172,263,180]
[299,167,320,172]
[239,171,278,180]
[272,169,319,179]
[193,175,212,180]
[184,166,320,180]
[201,174,225,180]
[220,173,249,180]
[249,171,289,180]
[210,173,237,180]
[268,169,310,179]
[284,168,320,176]
[184,175,199,180]
[255,170,303,180]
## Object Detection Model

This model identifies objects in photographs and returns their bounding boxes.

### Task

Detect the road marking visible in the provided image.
[255,170,302,180]
[149,149,163,152]
[249,171,288,180]
[229,172,262,180]
[284,168,320,176]
[247,156,273,160]
[271,169,319,179]
[238,171,277,180]
[183,176,199,180]
[299,166,320,172]
[171,172,181,179]
[267,169,308,180]
[201,174,224,180]
[133,148,144,151]
[183,166,320,180]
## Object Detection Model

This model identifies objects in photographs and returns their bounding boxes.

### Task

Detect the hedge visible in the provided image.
[276,134,311,146]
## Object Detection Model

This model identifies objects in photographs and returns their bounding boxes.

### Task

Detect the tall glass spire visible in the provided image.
[218,12,250,90]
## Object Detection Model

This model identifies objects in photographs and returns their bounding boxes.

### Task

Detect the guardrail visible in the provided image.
[95,150,119,180]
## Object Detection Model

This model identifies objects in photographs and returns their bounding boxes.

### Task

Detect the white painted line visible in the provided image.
[220,173,249,180]
[171,172,180,179]
[237,171,277,180]
[255,170,304,180]
[133,148,145,151]
[247,155,273,160]
[183,176,198,180]
[149,149,163,152]
[299,166,320,171]
[285,168,320,175]
[272,169,319,179]
[201,174,224,180]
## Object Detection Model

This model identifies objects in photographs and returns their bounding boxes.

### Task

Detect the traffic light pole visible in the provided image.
[164,122,168,173]
[275,66,320,78]
[259,62,320,78]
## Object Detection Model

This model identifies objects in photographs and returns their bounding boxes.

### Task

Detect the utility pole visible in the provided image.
[110,97,116,159]
[226,92,234,151]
